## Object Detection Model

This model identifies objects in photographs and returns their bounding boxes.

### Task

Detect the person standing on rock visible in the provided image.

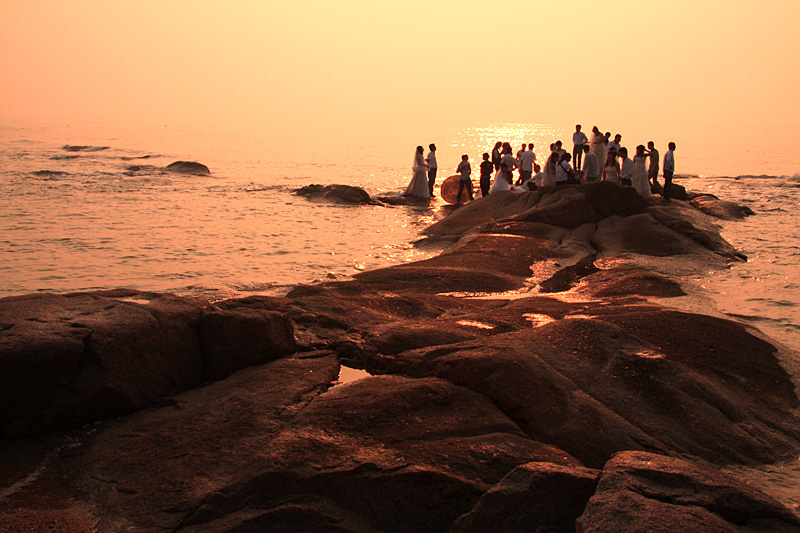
[403,146,430,198]
[663,142,676,201]
[544,144,559,187]
[456,154,474,203]
[591,126,605,169]
[647,141,660,188]
[619,147,634,186]
[572,125,589,171]
[426,144,438,196]
[602,150,621,183]
[582,145,599,183]
[491,142,502,171]
[632,145,653,199]
[608,134,622,155]
[500,142,517,183]
[518,143,536,185]
[479,153,493,197]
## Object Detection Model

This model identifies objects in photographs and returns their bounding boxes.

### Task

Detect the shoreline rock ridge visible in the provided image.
[2,182,799,532]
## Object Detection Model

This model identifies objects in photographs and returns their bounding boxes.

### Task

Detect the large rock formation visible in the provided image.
[0,289,296,435]
[1,182,797,532]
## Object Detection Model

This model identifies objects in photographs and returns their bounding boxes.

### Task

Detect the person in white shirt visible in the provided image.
[531,163,544,189]
[619,147,634,185]
[581,145,599,183]
[426,143,438,196]
[456,154,474,202]
[663,142,676,200]
[518,143,537,185]
[607,134,622,155]
[516,143,526,166]
[572,124,589,171]
[555,153,574,185]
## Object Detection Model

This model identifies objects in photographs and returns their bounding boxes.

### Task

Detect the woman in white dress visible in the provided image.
[489,142,516,193]
[403,146,430,197]
[542,146,558,187]
[602,152,620,184]
[632,144,652,199]
[489,163,513,193]
[591,126,606,173]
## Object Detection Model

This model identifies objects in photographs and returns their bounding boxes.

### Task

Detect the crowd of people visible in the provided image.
[403,127,677,202]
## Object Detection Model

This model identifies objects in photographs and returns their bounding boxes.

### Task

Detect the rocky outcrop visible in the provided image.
[689,193,756,220]
[0,289,297,435]
[1,181,797,531]
[452,462,601,532]
[577,451,800,532]
[165,161,211,174]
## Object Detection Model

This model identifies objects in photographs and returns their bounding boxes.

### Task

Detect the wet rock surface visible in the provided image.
[295,184,377,205]
[165,161,211,174]
[1,183,798,531]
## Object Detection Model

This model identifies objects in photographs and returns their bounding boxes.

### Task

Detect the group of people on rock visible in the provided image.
[404,127,677,202]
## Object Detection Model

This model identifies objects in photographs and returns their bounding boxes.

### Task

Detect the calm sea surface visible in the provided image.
[1,117,800,511]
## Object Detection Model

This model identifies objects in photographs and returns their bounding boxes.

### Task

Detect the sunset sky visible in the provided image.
[2,1,799,136]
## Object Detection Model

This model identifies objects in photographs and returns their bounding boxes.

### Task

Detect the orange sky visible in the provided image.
[1,1,799,134]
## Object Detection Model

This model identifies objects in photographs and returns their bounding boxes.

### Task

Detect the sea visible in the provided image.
[1,117,799,511]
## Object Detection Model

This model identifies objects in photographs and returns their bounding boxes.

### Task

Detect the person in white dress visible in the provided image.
[403,146,430,197]
[632,144,653,199]
[490,142,516,193]
[602,152,620,184]
[590,127,606,173]
[489,162,513,193]
[542,145,558,187]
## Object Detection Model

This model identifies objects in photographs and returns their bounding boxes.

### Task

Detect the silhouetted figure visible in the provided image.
[582,144,599,183]
[426,143,438,196]
[479,153,493,197]
[456,154,474,202]
[403,146,430,197]
[663,142,676,201]
[572,124,588,170]
[647,141,660,187]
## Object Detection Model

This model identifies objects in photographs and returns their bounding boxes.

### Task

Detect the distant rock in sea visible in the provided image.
[165,160,211,174]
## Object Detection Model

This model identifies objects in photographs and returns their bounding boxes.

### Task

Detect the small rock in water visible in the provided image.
[165,161,210,174]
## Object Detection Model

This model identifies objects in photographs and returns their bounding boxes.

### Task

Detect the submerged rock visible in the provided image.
[690,192,757,220]
[166,160,211,174]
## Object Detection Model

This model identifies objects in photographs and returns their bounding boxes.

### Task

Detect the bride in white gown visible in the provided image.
[403,146,430,197]
[489,164,513,193]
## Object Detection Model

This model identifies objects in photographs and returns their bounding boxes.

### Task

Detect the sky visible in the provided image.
[1,1,799,135]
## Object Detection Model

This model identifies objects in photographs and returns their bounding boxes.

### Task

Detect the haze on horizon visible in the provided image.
[1,1,799,137]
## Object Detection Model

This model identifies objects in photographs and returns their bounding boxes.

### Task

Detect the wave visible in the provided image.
[31,170,70,178]
[120,154,158,160]
[695,173,800,181]
[61,145,110,152]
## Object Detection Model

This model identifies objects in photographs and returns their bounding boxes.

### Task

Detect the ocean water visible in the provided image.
[1,117,800,511]
[2,118,798,351]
